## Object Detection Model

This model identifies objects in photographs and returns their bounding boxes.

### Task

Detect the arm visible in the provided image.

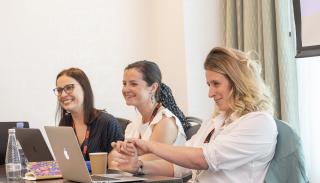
[140,116,178,161]
[142,159,174,176]
[130,139,209,170]
[110,141,175,176]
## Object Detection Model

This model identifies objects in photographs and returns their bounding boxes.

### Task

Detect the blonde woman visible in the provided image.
[112,47,278,183]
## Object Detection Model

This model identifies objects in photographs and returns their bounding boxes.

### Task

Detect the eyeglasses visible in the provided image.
[53,84,76,96]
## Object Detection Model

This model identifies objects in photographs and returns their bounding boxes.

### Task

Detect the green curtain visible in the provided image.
[220,0,300,132]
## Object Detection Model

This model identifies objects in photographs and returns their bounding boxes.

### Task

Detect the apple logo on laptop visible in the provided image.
[63,148,70,160]
[32,146,37,152]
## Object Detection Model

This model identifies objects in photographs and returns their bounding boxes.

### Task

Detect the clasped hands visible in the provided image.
[110,138,150,173]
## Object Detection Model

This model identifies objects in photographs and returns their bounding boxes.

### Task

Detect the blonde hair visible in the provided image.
[204,47,274,118]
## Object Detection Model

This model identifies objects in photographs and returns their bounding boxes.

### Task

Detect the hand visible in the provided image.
[110,145,139,173]
[127,138,151,155]
[111,140,136,156]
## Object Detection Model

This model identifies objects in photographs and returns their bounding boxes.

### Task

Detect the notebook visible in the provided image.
[0,121,29,165]
[15,128,54,162]
[44,126,146,183]
[24,161,62,180]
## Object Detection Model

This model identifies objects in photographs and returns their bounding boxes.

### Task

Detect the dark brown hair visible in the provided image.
[125,61,190,132]
[55,68,99,126]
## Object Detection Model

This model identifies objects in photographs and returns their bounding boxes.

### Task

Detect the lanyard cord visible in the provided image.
[73,122,90,156]
[139,103,162,139]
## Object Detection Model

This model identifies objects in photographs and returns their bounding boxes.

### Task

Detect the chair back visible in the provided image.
[264,119,309,183]
[185,116,202,140]
[185,124,200,140]
[116,117,131,134]
[186,116,202,125]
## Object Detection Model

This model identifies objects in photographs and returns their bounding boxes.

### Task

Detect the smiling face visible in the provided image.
[122,68,156,109]
[56,75,84,114]
[205,70,233,113]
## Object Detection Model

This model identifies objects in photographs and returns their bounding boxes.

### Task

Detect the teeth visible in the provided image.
[63,99,72,104]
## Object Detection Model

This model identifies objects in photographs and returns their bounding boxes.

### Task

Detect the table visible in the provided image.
[0,165,182,183]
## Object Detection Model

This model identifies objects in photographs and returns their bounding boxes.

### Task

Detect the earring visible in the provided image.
[151,94,155,104]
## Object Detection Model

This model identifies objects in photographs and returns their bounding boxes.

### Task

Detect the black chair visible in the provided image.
[116,117,131,134]
[185,124,201,140]
[186,116,202,125]
[185,116,202,140]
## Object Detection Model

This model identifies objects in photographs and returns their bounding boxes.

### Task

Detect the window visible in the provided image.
[297,56,320,182]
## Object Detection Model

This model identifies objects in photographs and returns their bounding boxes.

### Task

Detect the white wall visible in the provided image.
[0,1,221,131]
[184,0,221,120]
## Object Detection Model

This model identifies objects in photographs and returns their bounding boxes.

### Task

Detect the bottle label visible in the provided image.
[6,163,22,172]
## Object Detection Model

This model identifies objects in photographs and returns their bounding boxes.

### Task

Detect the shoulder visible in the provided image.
[156,116,177,128]
[92,111,119,128]
[97,111,116,121]
[235,111,277,132]
[239,111,274,123]
[151,107,175,125]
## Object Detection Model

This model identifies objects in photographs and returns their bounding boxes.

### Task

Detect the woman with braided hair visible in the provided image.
[108,60,189,168]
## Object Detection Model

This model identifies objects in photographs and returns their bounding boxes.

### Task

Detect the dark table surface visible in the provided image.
[0,165,182,183]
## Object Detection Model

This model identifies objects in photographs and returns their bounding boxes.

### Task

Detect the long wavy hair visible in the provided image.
[55,68,100,126]
[125,61,190,132]
[204,47,274,118]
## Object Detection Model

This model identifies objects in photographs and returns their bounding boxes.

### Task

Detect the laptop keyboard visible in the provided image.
[91,175,118,182]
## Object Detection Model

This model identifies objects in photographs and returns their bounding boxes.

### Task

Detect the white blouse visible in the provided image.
[174,111,278,183]
[125,106,186,146]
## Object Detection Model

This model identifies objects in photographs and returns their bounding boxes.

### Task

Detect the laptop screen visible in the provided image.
[0,121,29,165]
[15,128,54,162]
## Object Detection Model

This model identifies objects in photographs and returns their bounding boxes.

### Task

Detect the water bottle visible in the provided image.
[16,123,28,174]
[5,128,22,180]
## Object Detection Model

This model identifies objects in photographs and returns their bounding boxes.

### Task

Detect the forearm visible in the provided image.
[140,153,159,161]
[148,142,208,170]
[143,159,174,177]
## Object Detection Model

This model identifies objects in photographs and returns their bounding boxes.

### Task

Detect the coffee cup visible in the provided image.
[89,152,108,175]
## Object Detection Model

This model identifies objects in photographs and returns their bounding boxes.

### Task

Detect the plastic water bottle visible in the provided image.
[15,123,28,174]
[5,128,22,180]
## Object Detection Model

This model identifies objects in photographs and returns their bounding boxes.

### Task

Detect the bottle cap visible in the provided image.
[16,122,24,128]
[8,128,16,133]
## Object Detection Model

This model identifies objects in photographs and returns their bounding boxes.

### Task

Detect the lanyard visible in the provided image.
[139,103,162,139]
[150,103,161,122]
[204,128,215,143]
[72,123,90,156]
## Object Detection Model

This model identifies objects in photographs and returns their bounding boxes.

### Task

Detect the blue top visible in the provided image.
[61,111,124,161]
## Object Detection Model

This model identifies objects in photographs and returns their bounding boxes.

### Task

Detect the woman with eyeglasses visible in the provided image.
[54,68,124,161]
[111,47,278,183]
[108,61,190,168]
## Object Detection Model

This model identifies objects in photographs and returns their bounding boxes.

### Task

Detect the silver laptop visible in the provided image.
[44,126,146,183]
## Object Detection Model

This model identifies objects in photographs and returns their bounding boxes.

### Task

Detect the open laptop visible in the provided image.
[15,128,54,162]
[0,121,29,165]
[44,126,146,183]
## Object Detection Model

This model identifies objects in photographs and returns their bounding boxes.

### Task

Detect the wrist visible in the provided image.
[147,141,155,154]
[134,159,145,175]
